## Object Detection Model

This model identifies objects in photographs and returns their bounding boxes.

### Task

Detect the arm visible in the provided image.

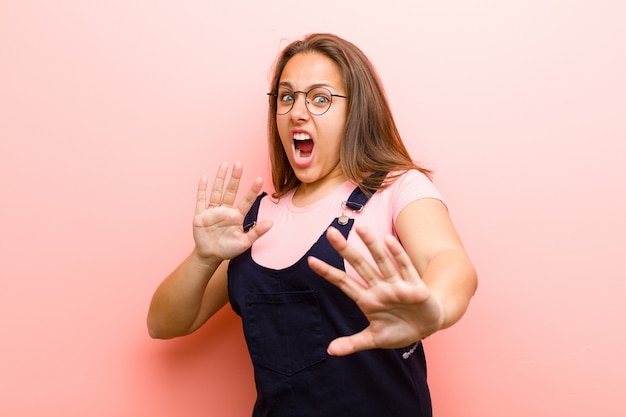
[395,198,477,330]
[147,162,272,339]
[147,252,229,339]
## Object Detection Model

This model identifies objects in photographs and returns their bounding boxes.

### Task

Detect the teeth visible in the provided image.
[293,132,311,141]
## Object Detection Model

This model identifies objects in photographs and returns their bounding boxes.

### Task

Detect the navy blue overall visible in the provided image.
[228,186,432,417]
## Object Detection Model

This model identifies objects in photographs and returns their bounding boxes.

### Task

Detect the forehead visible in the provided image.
[279,52,344,89]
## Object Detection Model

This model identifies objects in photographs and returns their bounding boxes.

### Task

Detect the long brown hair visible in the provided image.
[267,33,431,197]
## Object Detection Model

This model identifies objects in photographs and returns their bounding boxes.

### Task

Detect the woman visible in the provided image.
[148,33,477,417]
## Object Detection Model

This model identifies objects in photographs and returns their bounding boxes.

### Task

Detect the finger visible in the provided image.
[325,226,382,286]
[236,176,264,216]
[307,256,368,300]
[209,162,229,205]
[221,161,243,208]
[384,234,422,284]
[327,332,376,356]
[244,219,273,243]
[353,223,401,281]
[195,176,208,214]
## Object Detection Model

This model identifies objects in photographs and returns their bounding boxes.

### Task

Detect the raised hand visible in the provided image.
[193,162,272,262]
[307,223,445,356]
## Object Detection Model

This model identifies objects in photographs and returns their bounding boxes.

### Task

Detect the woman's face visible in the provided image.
[276,52,348,190]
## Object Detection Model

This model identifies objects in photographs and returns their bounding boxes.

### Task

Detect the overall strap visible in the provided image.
[337,172,386,230]
[243,192,267,232]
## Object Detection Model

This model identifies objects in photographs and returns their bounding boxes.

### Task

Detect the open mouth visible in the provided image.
[293,132,314,159]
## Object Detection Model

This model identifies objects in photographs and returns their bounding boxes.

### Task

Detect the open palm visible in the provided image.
[193,162,272,262]
[308,223,445,356]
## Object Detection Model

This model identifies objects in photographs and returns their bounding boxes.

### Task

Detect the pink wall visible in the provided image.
[1,1,625,416]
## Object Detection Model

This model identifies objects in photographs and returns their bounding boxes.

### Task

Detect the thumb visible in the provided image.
[245,219,273,243]
[327,332,375,356]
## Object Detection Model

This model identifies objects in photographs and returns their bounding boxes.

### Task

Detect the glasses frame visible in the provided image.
[267,87,348,116]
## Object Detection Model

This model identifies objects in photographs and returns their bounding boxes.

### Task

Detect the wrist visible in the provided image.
[190,247,223,270]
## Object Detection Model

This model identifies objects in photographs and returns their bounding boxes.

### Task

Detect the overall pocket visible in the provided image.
[244,290,327,376]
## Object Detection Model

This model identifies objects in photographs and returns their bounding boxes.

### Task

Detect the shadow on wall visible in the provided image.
[137,307,257,416]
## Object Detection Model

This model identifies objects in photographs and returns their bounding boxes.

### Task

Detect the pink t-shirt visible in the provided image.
[251,170,443,280]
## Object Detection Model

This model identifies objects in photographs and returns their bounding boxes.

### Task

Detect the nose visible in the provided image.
[290,92,309,120]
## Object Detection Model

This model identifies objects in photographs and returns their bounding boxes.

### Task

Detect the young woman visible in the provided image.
[148,33,477,417]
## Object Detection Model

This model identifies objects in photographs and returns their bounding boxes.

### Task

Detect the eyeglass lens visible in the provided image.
[275,87,334,116]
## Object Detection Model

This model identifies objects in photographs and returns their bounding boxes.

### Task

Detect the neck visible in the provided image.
[292,171,348,207]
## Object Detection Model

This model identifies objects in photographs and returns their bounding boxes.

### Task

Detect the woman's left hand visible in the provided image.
[307,223,446,356]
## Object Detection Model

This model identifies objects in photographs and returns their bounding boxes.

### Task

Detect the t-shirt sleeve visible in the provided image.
[390,169,445,221]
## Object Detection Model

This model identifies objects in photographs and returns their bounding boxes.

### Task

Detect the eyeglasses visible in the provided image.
[267,87,347,116]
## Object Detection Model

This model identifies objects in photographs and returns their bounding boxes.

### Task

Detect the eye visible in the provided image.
[310,90,331,105]
[278,91,294,103]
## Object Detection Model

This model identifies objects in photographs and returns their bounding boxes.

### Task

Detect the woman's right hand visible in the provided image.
[192,161,272,262]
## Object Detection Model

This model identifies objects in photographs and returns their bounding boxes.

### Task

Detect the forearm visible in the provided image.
[147,249,226,339]
[422,249,477,330]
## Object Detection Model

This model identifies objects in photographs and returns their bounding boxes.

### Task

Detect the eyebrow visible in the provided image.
[277,81,338,91]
